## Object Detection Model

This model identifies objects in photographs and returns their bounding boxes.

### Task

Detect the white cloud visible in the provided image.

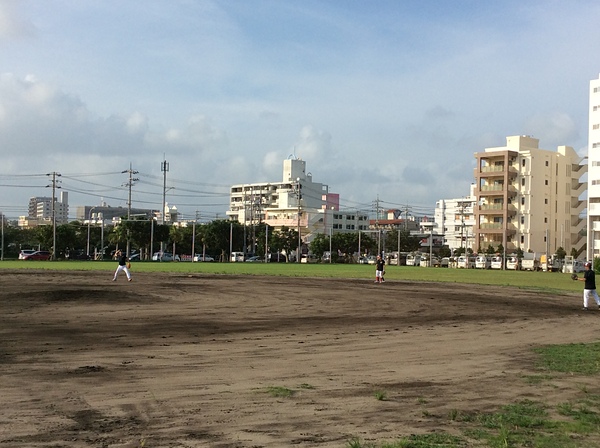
[0,0,36,40]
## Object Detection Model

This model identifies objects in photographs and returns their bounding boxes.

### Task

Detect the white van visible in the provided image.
[490,256,503,270]
[475,256,491,269]
[506,256,520,270]
[457,256,476,269]
[406,253,421,266]
[230,251,245,262]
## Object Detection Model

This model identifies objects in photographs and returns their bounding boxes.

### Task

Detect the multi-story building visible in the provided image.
[77,204,155,223]
[434,186,476,253]
[20,192,69,227]
[587,74,600,260]
[226,158,367,243]
[474,135,586,255]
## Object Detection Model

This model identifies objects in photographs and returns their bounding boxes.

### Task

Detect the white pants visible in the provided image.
[583,289,600,308]
[113,265,131,280]
[376,270,383,279]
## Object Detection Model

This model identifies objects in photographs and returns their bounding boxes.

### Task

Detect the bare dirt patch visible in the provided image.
[0,270,595,447]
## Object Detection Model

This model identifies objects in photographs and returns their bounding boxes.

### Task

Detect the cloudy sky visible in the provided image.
[1,0,599,220]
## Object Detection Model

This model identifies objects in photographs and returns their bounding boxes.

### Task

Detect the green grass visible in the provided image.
[534,342,600,375]
[265,386,294,398]
[0,260,582,293]
[347,343,600,448]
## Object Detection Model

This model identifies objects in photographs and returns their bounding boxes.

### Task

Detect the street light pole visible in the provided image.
[86,206,97,257]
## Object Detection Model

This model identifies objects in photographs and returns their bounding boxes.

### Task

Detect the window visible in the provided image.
[521,235,525,244]
[545,161,549,167]
[545,199,548,204]
[521,178,525,186]
[545,180,549,185]
[520,216,525,224]
[522,159,526,167]
[544,217,548,223]
[594,124,600,130]
[521,197,525,206]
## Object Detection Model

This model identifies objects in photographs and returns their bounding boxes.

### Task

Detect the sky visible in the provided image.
[1,0,599,221]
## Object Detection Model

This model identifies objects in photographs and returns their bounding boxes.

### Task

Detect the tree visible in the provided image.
[272,226,298,261]
[309,233,330,260]
[516,248,524,259]
[203,219,243,260]
[485,245,496,255]
[331,232,360,263]
[570,247,578,258]
[384,229,420,253]
[555,246,567,259]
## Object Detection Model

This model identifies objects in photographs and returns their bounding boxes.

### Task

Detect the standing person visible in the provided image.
[375,254,385,284]
[576,262,600,310]
[112,249,132,282]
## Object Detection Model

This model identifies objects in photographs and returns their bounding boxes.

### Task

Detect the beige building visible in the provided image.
[226,158,368,245]
[587,74,600,260]
[474,135,586,255]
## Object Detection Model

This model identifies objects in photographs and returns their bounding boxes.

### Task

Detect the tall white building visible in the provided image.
[474,136,586,255]
[587,74,600,260]
[20,192,69,227]
[434,185,476,253]
[226,158,367,243]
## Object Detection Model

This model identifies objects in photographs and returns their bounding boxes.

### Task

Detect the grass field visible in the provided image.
[1,260,582,293]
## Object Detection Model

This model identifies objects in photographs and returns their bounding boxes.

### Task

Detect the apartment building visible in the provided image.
[20,192,69,227]
[226,158,367,242]
[434,185,476,253]
[587,74,600,260]
[474,135,586,255]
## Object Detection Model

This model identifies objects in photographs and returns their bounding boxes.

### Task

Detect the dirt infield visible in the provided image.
[0,270,596,447]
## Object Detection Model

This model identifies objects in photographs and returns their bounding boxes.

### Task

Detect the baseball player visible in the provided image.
[112,250,132,282]
[574,262,600,310]
[375,254,385,283]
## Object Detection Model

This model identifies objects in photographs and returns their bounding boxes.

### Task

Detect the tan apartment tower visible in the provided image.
[474,136,586,256]
[587,74,600,260]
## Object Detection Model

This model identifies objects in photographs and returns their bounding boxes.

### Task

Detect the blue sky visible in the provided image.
[1,0,599,220]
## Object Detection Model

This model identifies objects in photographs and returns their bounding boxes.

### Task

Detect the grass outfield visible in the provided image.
[0,260,582,293]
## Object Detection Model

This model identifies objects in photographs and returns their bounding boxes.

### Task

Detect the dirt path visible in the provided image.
[0,270,595,447]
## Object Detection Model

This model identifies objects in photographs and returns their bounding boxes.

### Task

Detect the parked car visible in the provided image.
[22,250,51,261]
[67,249,91,260]
[366,255,377,265]
[300,254,318,263]
[194,254,215,262]
[268,253,287,263]
[357,256,369,264]
[19,249,36,260]
[440,257,450,268]
[245,255,264,262]
[152,252,180,261]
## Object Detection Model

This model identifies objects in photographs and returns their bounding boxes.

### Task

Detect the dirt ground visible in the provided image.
[1,269,598,447]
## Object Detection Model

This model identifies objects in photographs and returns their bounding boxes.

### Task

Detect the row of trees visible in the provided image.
[1,219,424,261]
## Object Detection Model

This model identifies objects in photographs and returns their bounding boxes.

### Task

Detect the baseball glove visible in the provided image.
[126,262,131,269]
[571,273,578,281]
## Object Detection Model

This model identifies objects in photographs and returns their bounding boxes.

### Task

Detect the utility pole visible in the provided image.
[122,164,139,257]
[161,158,169,225]
[374,196,381,255]
[46,172,61,260]
[1,210,4,261]
[296,178,302,262]
[191,210,199,261]
[160,158,169,256]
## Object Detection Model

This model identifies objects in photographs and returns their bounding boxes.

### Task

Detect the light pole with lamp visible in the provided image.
[86,206,97,258]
